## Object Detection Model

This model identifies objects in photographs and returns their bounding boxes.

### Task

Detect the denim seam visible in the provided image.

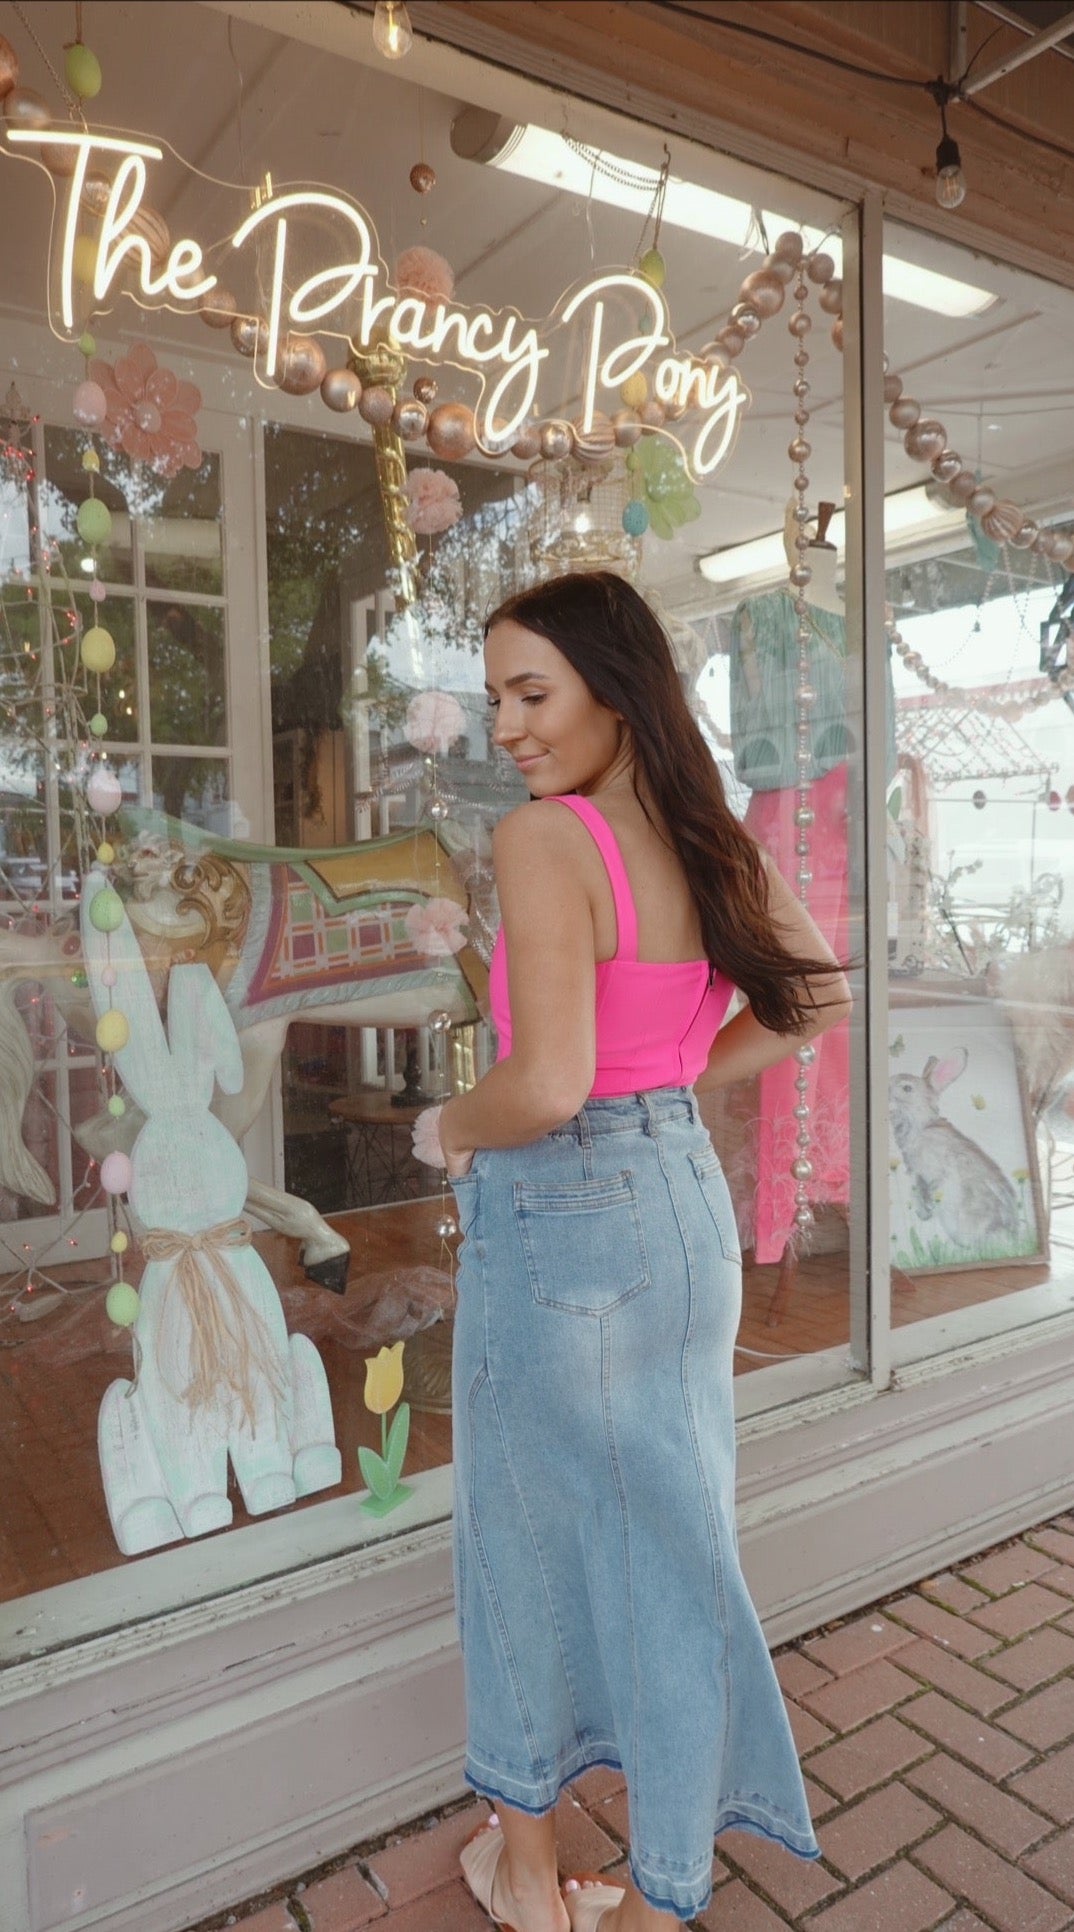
[600,1311,642,1826]
[465,1369,541,1767]
[481,1369,587,1744]
[657,1128,735,1806]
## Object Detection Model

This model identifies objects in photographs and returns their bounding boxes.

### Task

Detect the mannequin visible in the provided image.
[729,502,854,1298]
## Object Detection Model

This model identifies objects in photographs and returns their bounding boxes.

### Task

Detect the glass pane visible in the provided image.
[147,599,226,745]
[151,753,230,828]
[142,454,223,594]
[41,427,133,586]
[884,219,1074,1351]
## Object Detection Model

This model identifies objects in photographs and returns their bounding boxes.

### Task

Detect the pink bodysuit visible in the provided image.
[489,793,735,1097]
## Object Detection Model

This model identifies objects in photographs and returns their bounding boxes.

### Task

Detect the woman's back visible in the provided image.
[489,792,734,1097]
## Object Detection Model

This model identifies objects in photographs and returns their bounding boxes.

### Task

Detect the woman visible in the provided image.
[430,571,851,1932]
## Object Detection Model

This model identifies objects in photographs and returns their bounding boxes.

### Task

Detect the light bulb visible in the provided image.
[373,1,413,58]
[934,134,966,209]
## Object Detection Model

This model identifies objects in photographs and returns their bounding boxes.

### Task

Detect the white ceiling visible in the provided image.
[1,0,1072,606]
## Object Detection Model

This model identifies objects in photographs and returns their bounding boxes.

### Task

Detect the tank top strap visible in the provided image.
[546,794,639,962]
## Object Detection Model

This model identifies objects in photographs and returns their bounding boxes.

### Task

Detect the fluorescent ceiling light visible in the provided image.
[698,485,963,584]
[452,115,996,320]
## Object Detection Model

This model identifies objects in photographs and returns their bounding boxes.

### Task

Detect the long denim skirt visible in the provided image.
[450,1087,819,1921]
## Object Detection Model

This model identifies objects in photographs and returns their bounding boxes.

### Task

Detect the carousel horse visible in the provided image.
[0,815,491,1292]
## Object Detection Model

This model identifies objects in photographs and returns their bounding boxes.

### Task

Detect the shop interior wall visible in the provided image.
[428,0,1074,279]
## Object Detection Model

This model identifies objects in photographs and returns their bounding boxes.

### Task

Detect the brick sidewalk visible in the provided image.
[195,1513,1074,1932]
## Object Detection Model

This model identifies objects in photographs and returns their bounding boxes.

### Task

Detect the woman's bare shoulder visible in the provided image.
[492,799,593,868]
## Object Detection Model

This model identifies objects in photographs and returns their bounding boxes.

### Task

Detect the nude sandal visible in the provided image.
[459,1815,520,1930]
[562,1871,626,1930]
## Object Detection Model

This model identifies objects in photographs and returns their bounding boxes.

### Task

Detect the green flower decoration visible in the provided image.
[625,436,701,541]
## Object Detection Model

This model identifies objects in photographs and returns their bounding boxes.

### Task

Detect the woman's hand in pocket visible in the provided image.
[439,1099,475,1180]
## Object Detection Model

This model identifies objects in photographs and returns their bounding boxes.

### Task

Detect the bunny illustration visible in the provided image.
[889,1046,1020,1253]
[82,869,341,1556]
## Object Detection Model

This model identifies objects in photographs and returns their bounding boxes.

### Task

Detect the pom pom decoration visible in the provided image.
[412,1104,446,1168]
[405,688,465,756]
[394,245,455,312]
[403,897,468,957]
[105,1281,140,1327]
[107,1094,126,1118]
[406,467,462,536]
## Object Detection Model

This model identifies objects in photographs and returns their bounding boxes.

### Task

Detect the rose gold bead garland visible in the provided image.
[784,248,820,1236]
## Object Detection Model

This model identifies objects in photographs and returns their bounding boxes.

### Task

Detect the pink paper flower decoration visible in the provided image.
[87,341,202,477]
[405,896,468,958]
[406,467,462,536]
[405,688,466,756]
[394,245,456,308]
[411,1104,445,1168]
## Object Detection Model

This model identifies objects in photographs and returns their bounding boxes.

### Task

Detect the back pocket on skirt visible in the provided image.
[514,1172,650,1315]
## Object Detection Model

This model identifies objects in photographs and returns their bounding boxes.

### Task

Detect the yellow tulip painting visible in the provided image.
[364,1342,405,1414]
[359,1341,412,1516]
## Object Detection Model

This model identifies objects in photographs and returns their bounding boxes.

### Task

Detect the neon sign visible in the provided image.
[4,127,749,480]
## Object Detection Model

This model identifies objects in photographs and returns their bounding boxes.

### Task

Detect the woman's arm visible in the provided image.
[696,856,853,1094]
[438,803,597,1169]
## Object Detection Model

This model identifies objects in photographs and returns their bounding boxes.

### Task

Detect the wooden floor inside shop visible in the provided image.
[2,1192,1071,1604]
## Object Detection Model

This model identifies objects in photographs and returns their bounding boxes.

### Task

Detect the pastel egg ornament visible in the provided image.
[73,380,107,430]
[81,626,116,675]
[96,1010,130,1055]
[105,1281,140,1328]
[76,497,112,547]
[86,765,123,815]
[65,41,103,99]
[88,885,124,933]
[622,499,650,537]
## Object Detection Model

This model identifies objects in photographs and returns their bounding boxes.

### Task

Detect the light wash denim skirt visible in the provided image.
[450,1087,819,1921]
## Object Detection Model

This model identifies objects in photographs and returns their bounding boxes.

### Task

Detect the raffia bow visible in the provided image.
[140,1216,287,1433]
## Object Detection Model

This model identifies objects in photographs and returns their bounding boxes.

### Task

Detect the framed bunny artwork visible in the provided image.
[888,977,1048,1277]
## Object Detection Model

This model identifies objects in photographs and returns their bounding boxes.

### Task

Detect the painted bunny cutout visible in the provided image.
[82,870,341,1555]
[889,1046,1020,1253]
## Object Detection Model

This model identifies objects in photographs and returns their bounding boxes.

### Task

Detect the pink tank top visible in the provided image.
[489,794,735,1097]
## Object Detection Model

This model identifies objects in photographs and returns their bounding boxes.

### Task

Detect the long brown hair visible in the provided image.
[486,570,841,1034]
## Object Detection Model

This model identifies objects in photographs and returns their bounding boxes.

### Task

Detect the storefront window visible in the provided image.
[882,219,1074,1358]
[1,2,868,1635]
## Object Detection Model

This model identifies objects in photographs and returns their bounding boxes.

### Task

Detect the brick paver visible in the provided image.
[806,1714,932,1800]
[797,1657,921,1732]
[884,1593,1000,1659]
[998,1674,1074,1751]
[1010,1738,1074,1824]
[800,1613,915,1677]
[819,1782,941,1882]
[1023,1825,1074,1906]
[966,1580,1072,1639]
[919,1573,989,1615]
[718,1828,842,1916]
[984,1624,1074,1690]
[903,1750,1053,1859]
[196,1510,1074,1932]
[1028,1526,1074,1566]
[960,1540,1055,1595]
[894,1636,1016,1716]
[913,1822,1071,1932]
[299,1865,387,1928]
[900,1689,1035,1779]
[695,1876,790,1930]
[806,1859,954,1932]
